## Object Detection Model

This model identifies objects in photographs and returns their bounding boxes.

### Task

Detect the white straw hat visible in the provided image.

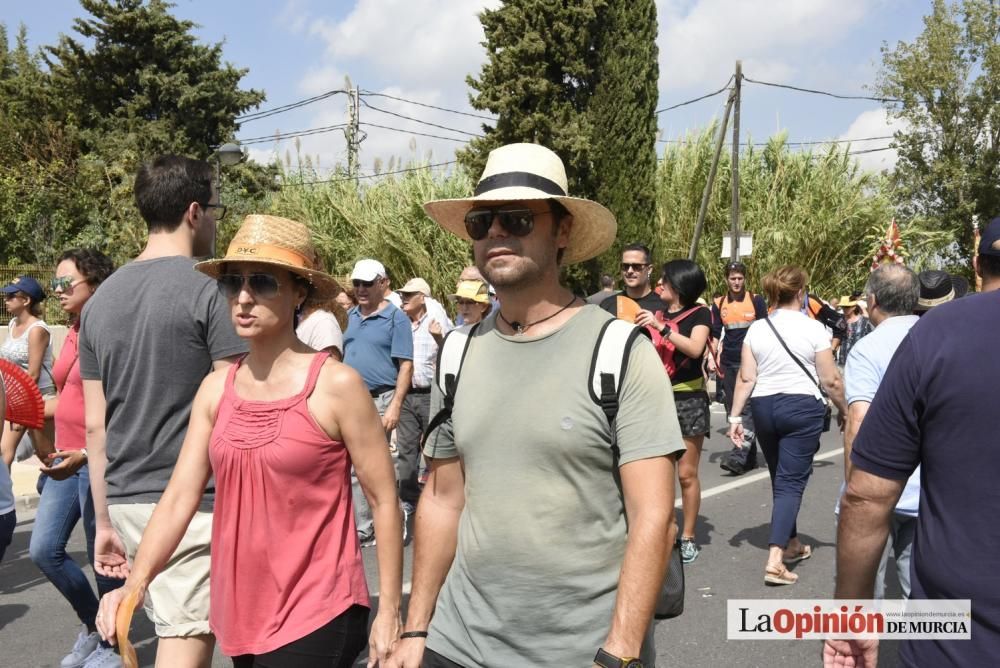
[423,143,617,264]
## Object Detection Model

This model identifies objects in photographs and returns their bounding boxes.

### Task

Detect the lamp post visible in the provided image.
[213,141,245,202]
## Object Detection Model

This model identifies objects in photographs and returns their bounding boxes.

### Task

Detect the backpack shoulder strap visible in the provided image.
[423,322,480,450]
[589,319,644,455]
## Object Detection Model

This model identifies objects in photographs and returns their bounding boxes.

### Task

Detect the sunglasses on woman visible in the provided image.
[50,276,86,292]
[217,273,281,299]
[463,206,538,241]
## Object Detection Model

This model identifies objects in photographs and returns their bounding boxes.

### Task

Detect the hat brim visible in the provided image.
[448,293,490,304]
[194,257,344,301]
[423,189,617,265]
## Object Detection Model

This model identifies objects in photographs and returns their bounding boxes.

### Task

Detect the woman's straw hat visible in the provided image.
[195,215,343,301]
[423,143,617,264]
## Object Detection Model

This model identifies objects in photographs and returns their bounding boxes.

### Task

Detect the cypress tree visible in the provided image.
[588,0,659,269]
[458,0,607,198]
[459,0,660,285]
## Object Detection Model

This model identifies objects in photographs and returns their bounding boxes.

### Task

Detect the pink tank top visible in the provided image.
[208,352,370,656]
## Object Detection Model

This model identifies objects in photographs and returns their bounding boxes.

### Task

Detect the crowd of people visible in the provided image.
[0,141,997,668]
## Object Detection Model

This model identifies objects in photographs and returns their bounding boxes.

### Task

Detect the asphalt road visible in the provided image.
[0,403,903,667]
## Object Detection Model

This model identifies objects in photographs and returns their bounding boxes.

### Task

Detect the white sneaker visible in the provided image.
[61,626,100,668]
[82,645,123,668]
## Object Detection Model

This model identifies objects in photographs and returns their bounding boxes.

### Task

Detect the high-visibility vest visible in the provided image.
[714,292,759,331]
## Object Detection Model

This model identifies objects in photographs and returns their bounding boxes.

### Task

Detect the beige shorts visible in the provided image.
[108,504,213,638]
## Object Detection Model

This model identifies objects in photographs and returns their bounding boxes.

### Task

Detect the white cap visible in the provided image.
[399,278,431,296]
[351,259,387,281]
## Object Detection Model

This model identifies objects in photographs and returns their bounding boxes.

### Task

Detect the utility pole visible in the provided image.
[688,89,735,261]
[346,86,360,179]
[730,60,742,262]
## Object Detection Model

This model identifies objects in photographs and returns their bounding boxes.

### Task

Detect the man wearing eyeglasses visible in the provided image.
[342,258,414,547]
[599,243,663,321]
[396,278,451,529]
[78,155,246,666]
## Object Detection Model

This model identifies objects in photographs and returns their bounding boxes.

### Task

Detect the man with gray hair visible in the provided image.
[837,263,921,598]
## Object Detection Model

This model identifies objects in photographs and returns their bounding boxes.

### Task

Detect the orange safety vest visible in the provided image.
[715,292,759,331]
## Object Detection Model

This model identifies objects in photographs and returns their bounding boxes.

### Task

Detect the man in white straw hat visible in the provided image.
[79,155,247,665]
[390,143,685,668]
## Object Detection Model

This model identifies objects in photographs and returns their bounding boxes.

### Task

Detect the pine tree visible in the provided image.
[588,0,659,266]
[43,0,265,159]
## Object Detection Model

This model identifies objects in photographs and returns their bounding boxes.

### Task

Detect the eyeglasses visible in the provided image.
[454,298,480,306]
[199,202,228,220]
[352,279,378,288]
[50,276,86,292]
[620,263,650,273]
[464,206,539,241]
[397,291,421,302]
[217,273,280,299]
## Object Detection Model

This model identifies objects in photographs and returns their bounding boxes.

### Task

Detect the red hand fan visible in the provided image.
[0,358,46,429]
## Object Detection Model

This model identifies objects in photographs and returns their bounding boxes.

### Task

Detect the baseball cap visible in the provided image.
[351,259,387,282]
[977,217,1000,256]
[1,276,46,302]
[399,278,431,296]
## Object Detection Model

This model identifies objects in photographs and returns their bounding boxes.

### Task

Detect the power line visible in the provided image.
[360,91,497,121]
[360,122,470,143]
[656,77,734,114]
[847,145,897,155]
[360,100,484,137]
[237,89,348,122]
[239,123,349,145]
[658,134,894,147]
[742,76,901,103]
[279,160,458,187]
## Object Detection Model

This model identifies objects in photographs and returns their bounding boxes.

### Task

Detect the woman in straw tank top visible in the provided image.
[95,215,403,667]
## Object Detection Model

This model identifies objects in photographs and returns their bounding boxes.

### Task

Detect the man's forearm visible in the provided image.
[403,493,461,631]
[603,506,674,657]
[87,428,112,528]
[835,491,893,599]
[392,362,413,410]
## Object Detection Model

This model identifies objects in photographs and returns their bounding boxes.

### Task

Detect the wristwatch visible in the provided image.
[660,324,673,339]
[594,648,643,668]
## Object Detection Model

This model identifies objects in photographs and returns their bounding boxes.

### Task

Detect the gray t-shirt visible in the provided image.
[423,305,684,667]
[79,256,246,509]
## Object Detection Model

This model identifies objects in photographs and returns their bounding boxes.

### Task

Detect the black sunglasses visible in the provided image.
[217,273,280,299]
[352,279,377,288]
[621,263,650,273]
[464,206,537,241]
[199,202,228,220]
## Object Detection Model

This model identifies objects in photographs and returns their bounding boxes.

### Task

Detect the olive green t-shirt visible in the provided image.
[424,305,684,667]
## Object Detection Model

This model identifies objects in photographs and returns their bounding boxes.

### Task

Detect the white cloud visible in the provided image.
[656,0,870,92]
[836,107,908,172]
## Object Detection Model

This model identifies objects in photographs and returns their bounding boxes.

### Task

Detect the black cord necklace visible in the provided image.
[498,295,580,335]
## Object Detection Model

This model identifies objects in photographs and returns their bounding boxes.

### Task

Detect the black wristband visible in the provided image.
[399,631,429,639]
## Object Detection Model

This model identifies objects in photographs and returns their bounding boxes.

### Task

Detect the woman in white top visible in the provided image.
[0,275,55,466]
[296,293,347,361]
[727,265,846,586]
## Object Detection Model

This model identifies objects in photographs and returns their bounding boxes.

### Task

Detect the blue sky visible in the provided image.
[4,0,929,174]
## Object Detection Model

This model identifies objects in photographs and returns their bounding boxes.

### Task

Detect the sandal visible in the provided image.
[782,544,812,564]
[764,564,798,586]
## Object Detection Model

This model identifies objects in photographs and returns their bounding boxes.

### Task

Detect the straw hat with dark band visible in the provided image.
[195,214,344,301]
[423,143,617,264]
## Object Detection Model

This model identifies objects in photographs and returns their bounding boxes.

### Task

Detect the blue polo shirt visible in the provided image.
[839,315,920,517]
[343,303,413,392]
[852,292,1000,667]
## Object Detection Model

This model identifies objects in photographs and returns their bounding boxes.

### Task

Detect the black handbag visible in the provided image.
[655,539,685,619]
[764,317,833,433]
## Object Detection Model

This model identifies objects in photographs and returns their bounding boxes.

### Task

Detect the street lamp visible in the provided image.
[216,142,244,167]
